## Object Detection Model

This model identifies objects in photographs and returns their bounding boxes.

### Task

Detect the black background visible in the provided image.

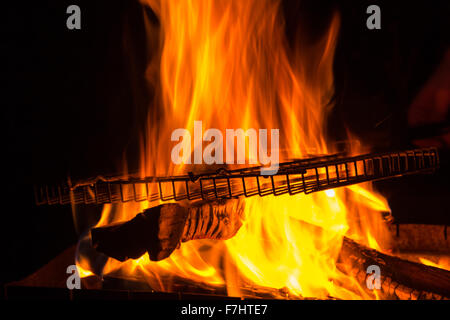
[2,0,449,289]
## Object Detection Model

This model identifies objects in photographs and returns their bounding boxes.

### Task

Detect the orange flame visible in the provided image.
[77,0,393,299]
[419,257,450,271]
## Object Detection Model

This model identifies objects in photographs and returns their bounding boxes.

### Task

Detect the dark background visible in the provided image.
[2,0,449,288]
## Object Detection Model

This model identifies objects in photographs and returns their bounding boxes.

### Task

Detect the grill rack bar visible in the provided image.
[35,147,439,206]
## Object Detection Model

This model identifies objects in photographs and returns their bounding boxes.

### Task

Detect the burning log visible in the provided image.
[91,198,450,299]
[338,237,450,299]
[292,219,450,299]
[91,199,244,261]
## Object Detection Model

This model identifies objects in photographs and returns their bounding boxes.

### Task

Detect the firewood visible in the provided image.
[293,219,450,299]
[92,199,450,299]
[181,198,244,241]
[91,199,244,262]
[338,237,450,299]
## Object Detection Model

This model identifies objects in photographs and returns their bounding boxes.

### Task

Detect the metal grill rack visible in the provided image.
[35,147,439,206]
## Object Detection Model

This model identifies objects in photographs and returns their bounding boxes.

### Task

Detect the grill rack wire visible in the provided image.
[35,147,439,206]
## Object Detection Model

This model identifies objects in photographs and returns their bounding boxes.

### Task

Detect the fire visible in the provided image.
[419,257,450,271]
[77,0,393,299]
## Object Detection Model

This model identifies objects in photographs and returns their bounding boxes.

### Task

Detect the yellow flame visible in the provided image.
[76,256,94,278]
